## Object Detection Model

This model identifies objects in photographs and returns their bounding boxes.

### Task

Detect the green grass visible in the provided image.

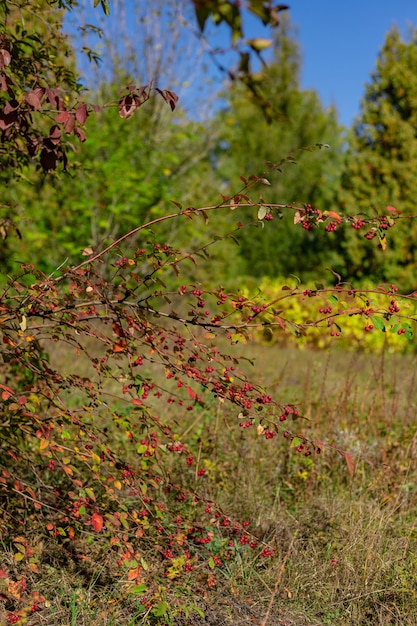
[2,343,417,625]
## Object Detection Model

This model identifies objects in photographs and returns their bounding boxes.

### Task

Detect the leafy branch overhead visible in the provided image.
[192,1,289,120]
[193,1,289,35]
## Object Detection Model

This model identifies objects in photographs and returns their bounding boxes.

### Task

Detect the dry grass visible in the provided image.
[3,341,417,625]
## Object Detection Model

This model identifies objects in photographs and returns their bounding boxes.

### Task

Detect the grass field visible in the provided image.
[2,342,417,625]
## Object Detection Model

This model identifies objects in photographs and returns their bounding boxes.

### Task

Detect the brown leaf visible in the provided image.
[118,94,140,119]
[0,109,17,130]
[40,148,58,171]
[156,88,179,111]
[294,209,305,225]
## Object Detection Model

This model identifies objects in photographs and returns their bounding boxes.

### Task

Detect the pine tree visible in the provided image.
[336,26,417,290]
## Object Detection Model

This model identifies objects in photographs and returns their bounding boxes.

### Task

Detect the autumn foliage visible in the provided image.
[2,1,417,624]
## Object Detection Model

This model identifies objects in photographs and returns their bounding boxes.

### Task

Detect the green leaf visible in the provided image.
[328,295,338,304]
[230,333,247,344]
[152,601,169,617]
[100,0,110,16]
[194,6,210,31]
[208,556,215,569]
[189,604,206,619]
[402,323,413,339]
[371,316,385,332]
[129,584,147,594]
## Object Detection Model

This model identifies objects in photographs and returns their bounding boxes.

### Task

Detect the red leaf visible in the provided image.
[49,125,62,144]
[186,386,197,400]
[91,511,104,532]
[63,113,75,134]
[339,450,355,478]
[0,382,14,395]
[4,99,18,114]
[55,111,70,123]
[75,103,88,124]
[24,91,42,111]
[327,211,342,223]
[74,126,86,142]
[46,88,63,110]
[113,342,127,352]
[0,49,11,68]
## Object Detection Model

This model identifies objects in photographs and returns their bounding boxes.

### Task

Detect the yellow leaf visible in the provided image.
[19,315,27,331]
[247,38,273,51]
[85,488,96,502]
[39,438,49,451]
[29,562,40,573]
[14,543,26,553]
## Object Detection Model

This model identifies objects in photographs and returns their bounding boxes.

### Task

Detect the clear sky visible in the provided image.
[288,0,416,127]
[67,1,417,128]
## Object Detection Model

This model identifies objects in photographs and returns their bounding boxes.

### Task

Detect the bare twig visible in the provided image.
[259,530,298,626]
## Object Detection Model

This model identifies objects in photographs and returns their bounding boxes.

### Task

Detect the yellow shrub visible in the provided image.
[238,277,416,353]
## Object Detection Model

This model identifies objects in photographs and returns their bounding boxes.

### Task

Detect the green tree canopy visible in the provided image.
[216,20,344,282]
[335,26,417,291]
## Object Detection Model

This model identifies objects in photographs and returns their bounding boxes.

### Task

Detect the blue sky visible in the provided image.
[68,1,417,128]
[288,0,416,126]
